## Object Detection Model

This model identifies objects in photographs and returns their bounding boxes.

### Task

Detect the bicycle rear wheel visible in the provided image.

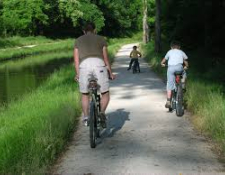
[176,84,184,116]
[89,101,96,148]
[169,90,175,112]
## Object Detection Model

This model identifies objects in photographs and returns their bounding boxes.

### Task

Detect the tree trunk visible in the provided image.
[155,0,161,53]
[143,0,149,44]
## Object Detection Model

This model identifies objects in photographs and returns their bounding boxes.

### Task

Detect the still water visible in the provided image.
[0,58,71,105]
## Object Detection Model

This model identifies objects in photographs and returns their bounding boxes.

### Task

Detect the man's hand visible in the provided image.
[108,72,116,80]
[74,74,79,82]
[184,66,188,70]
[161,63,166,67]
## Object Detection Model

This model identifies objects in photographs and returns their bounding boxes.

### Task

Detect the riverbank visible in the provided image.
[142,41,225,156]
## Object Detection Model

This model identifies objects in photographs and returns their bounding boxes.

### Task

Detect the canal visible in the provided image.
[0,58,71,105]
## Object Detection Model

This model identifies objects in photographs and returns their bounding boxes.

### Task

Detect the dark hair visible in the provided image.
[170,41,181,47]
[133,46,137,49]
[83,22,96,32]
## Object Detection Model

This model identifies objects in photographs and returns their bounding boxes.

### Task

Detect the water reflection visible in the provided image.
[0,58,71,105]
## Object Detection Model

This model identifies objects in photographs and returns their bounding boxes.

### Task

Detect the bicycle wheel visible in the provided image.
[133,60,137,74]
[169,90,175,112]
[89,101,96,148]
[176,84,184,116]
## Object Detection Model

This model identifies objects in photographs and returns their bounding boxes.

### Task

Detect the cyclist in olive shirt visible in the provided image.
[74,23,115,127]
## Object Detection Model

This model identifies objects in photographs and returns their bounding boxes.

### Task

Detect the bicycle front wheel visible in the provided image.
[89,101,96,148]
[176,84,184,116]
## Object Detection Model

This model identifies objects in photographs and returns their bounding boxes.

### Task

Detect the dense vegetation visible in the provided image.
[0,0,143,38]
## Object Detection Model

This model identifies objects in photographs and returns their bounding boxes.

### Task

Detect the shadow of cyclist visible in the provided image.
[101,108,130,138]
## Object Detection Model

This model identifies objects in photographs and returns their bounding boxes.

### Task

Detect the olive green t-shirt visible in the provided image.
[74,33,107,63]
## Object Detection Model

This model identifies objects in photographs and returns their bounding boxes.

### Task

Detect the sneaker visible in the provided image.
[127,68,130,71]
[165,101,171,108]
[82,117,89,127]
[99,112,107,128]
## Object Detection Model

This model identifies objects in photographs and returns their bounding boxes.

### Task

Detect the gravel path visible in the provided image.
[53,43,225,174]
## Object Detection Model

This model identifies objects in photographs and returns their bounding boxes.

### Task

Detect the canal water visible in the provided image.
[0,58,71,105]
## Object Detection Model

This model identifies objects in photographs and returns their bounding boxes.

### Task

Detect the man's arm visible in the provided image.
[130,51,132,58]
[184,60,189,69]
[138,51,142,57]
[103,46,115,80]
[74,48,79,81]
[161,58,166,66]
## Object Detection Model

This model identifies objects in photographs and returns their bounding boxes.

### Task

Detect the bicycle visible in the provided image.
[169,71,185,116]
[132,59,140,74]
[88,76,105,148]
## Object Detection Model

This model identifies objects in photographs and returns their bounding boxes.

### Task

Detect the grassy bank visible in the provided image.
[0,51,72,70]
[0,36,141,174]
[0,39,74,62]
[0,66,82,174]
[0,36,63,49]
[143,41,225,154]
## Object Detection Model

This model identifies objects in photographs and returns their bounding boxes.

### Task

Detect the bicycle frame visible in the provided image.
[133,59,140,73]
[88,78,101,148]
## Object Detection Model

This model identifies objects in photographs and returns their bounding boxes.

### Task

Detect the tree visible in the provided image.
[1,0,49,35]
[155,0,161,52]
[143,0,149,43]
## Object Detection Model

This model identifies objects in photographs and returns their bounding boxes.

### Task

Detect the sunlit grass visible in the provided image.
[0,39,74,61]
[0,51,72,70]
[0,36,65,49]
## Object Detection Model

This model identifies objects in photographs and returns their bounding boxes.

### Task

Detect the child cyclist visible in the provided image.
[127,45,142,71]
[161,41,189,108]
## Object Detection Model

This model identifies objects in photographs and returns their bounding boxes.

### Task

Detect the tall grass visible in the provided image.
[186,81,225,144]
[0,66,81,174]
[143,41,225,154]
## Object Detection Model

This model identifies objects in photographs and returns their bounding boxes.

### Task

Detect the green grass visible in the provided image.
[0,36,63,49]
[0,65,81,174]
[0,51,72,70]
[0,35,142,174]
[0,39,74,62]
[143,41,225,154]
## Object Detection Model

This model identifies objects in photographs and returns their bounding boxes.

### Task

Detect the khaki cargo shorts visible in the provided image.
[79,58,109,93]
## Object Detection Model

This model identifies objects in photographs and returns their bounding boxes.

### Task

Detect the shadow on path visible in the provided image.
[101,108,130,138]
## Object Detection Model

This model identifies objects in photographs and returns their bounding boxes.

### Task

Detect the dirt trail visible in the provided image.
[53,43,225,174]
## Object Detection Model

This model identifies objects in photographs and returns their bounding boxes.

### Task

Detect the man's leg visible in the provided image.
[100,91,110,113]
[167,90,172,99]
[99,91,110,128]
[128,59,134,70]
[81,93,89,117]
[165,67,175,108]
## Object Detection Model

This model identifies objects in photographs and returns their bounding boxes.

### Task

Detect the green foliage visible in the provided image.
[1,0,49,35]
[0,0,143,37]
[97,0,143,36]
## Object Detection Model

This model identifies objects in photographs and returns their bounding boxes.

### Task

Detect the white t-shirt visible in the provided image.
[165,49,188,66]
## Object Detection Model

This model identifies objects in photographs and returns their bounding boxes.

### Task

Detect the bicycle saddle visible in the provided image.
[88,76,99,89]
[174,71,183,75]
